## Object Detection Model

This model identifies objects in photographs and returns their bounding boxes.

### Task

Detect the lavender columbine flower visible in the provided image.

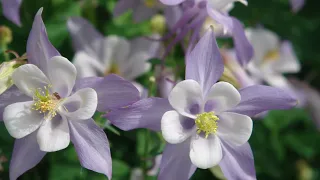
[159,0,253,65]
[0,8,140,180]
[245,28,301,92]
[114,0,165,22]
[0,0,22,26]
[221,49,255,88]
[290,0,305,13]
[107,28,297,180]
[67,17,161,94]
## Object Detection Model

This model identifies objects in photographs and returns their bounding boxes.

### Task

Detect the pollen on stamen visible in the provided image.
[263,50,280,63]
[31,85,62,120]
[195,112,219,138]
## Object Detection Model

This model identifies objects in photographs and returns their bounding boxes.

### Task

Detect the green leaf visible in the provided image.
[262,109,310,131]
[112,159,131,179]
[46,1,81,47]
[136,130,164,157]
[50,163,88,180]
[284,132,320,159]
[148,58,162,65]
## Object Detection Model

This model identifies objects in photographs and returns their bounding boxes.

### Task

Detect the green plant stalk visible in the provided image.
[0,43,9,62]
[142,77,157,179]
[143,129,150,179]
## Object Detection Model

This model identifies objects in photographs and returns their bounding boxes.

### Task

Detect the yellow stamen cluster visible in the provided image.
[144,0,157,8]
[263,50,280,63]
[105,63,121,76]
[31,86,61,120]
[195,112,219,138]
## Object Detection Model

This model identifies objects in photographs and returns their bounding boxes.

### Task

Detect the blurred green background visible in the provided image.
[1,0,320,179]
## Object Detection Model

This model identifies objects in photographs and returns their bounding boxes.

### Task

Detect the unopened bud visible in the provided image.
[0,60,24,94]
[151,14,166,35]
[0,26,12,45]
[296,160,313,180]
[209,165,226,180]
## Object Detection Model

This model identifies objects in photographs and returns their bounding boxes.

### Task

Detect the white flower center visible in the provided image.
[104,63,121,76]
[195,112,219,138]
[263,50,280,63]
[31,85,65,120]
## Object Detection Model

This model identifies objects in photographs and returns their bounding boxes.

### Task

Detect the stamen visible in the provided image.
[195,112,219,138]
[31,85,63,120]
[263,50,280,63]
[104,63,121,76]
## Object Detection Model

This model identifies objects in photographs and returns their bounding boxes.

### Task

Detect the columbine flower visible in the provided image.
[4,55,98,150]
[114,0,164,22]
[290,0,305,13]
[107,28,297,180]
[67,17,161,94]
[159,0,253,65]
[0,8,140,180]
[220,49,255,88]
[0,0,22,26]
[245,28,301,92]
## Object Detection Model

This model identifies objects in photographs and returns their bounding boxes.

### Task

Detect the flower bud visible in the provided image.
[151,14,166,35]
[296,160,313,180]
[0,60,24,94]
[209,165,226,180]
[0,26,12,45]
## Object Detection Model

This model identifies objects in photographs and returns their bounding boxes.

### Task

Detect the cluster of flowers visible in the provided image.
[0,0,309,180]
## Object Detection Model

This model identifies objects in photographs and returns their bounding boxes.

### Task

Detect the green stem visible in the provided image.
[143,129,150,179]
[0,44,9,62]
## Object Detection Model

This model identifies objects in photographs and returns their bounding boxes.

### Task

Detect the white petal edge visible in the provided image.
[73,51,105,78]
[121,52,151,80]
[47,56,77,97]
[207,0,247,11]
[217,112,253,146]
[37,115,70,152]
[161,110,195,144]
[3,101,43,139]
[102,35,131,71]
[59,88,98,121]
[190,134,222,169]
[11,64,50,97]
[169,80,203,118]
[206,82,240,113]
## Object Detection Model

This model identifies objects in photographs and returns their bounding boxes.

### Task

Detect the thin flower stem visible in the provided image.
[0,44,9,61]
[143,129,150,179]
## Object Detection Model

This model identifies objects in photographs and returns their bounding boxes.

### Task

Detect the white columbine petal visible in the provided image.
[161,110,195,144]
[11,64,50,97]
[73,51,105,78]
[217,112,252,146]
[263,73,293,90]
[59,88,98,121]
[169,80,203,118]
[3,101,43,139]
[190,134,222,169]
[37,115,70,152]
[121,52,151,80]
[205,82,241,113]
[103,36,131,70]
[207,0,247,11]
[245,28,279,67]
[47,56,77,98]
